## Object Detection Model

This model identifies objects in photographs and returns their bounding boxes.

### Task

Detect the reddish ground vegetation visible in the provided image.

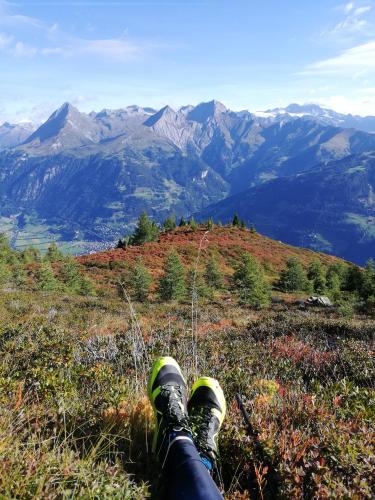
[77,226,343,284]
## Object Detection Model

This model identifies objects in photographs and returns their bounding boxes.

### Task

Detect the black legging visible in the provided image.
[164,436,223,499]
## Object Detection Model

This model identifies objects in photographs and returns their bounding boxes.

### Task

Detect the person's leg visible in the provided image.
[163,432,223,499]
[147,357,224,500]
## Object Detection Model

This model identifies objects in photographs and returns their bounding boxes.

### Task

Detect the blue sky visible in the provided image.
[1,0,375,123]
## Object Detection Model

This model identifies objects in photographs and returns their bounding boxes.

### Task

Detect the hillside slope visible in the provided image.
[0,225,373,499]
[77,226,345,292]
[197,153,375,265]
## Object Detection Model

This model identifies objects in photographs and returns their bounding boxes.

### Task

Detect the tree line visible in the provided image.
[116,212,256,248]
[0,235,95,295]
[116,249,375,312]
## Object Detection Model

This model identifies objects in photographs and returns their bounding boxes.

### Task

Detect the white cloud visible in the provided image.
[315,93,375,116]
[331,17,367,34]
[344,2,354,13]
[329,2,372,36]
[0,1,46,29]
[0,33,144,60]
[41,37,142,61]
[0,1,150,61]
[306,40,375,74]
[353,6,372,16]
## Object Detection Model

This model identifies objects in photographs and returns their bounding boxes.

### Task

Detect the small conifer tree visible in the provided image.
[45,242,64,262]
[186,268,210,299]
[162,215,177,232]
[307,260,326,294]
[232,213,240,227]
[60,257,82,292]
[326,271,342,301]
[0,261,11,286]
[158,252,186,301]
[0,233,12,262]
[21,246,41,264]
[189,218,198,231]
[278,257,309,292]
[344,265,363,292]
[36,262,59,291]
[204,256,224,290]
[232,253,270,306]
[130,212,159,245]
[179,217,187,227]
[207,218,214,230]
[79,276,96,296]
[361,259,375,300]
[129,259,152,302]
[12,262,27,288]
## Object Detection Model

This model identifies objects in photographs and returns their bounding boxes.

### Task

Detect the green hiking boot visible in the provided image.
[147,356,192,466]
[188,376,226,476]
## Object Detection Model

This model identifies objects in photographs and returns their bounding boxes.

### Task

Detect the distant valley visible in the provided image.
[0,101,374,263]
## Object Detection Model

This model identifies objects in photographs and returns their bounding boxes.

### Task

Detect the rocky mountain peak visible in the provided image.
[144,105,177,127]
[23,102,98,148]
[187,100,227,123]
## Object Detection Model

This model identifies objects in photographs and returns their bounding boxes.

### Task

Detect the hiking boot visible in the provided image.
[147,356,192,466]
[188,376,226,477]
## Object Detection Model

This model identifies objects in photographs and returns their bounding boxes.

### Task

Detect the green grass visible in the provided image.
[0,287,373,499]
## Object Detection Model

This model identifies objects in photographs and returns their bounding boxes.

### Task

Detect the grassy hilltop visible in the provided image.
[0,224,374,498]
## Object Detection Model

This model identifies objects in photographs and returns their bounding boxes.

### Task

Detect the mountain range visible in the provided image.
[0,100,374,263]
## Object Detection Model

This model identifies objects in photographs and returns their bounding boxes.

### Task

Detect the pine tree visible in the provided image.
[207,218,214,230]
[278,257,309,292]
[79,276,96,296]
[59,257,82,292]
[45,242,64,262]
[240,220,246,230]
[189,218,198,231]
[232,253,270,306]
[361,259,375,300]
[179,217,187,227]
[232,213,240,227]
[12,261,27,288]
[204,256,224,290]
[130,212,159,245]
[0,233,11,258]
[326,271,342,301]
[186,268,210,300]
[344,265,363,292]
[129,259,152,302]
[0,233,17,265]
[162,215,177,232]
[21,246,41,264]
[158,252,186,301]
[307,260,326,294]
[249,224,257,234]
[0,261,11,286]
[36,262,59,291]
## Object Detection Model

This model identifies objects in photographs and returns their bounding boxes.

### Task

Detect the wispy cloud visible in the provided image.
[41,36,143,61]
[0,1,46,29]
[328,2,372,37]
[0,32,37,56]
[306,40,375,74]
[0,0,152,61]
[0,32,146,60]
